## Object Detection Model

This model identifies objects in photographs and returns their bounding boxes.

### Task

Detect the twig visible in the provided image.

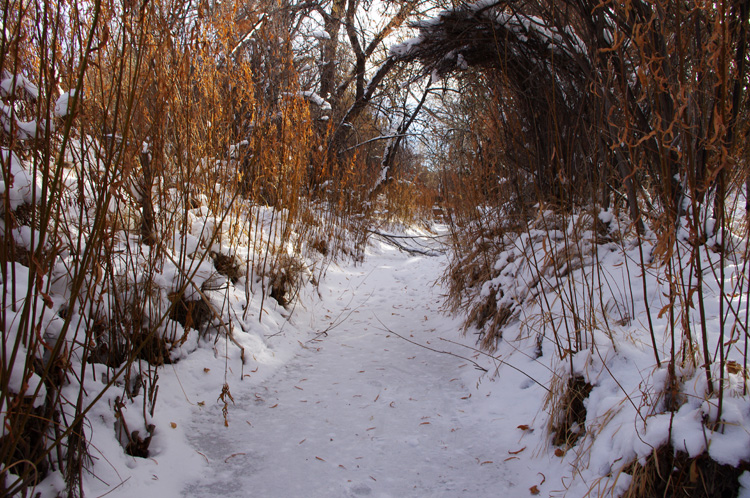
[438,337,551,392]
[94,477,131,498]
[365,229,450,241]
[372,315,488,373]
[367,230,444,256]
[307,289,375,343]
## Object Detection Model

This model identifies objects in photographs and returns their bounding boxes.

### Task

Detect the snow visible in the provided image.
[296,90,332,111]
[389,36,424,58]
[54,89,76,117]
[391,0,587,69]
[3,57,749,495]
[0,74,39,99]
[0,147,43,208]
[470,0,502,10]
[228,140,248,158]
[80,228,561,497]
[9,193,750,498]
[312,29,331,40]
[73,209,749,497]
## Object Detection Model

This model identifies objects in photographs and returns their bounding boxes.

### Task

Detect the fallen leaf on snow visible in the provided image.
[224,453,245,463]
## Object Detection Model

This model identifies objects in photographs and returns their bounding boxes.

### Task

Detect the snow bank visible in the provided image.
[446,205,750,495]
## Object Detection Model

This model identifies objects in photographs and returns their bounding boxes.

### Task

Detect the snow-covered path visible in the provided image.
[82,228,750,498]
[182,239,524,497]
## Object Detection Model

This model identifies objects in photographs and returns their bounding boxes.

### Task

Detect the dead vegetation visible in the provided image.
[548,376,593,448]
[420,0,750,494]
[622,445,750,498]
[0,0,442,494]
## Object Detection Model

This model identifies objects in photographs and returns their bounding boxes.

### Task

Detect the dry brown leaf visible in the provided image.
[689,459,699,482]
[657,303,671,319]
[224,452,245,463]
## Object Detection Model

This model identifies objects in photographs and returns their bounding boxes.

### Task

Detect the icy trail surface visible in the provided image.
[182,236,524,497]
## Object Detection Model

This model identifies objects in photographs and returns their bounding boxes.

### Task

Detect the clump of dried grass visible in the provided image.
[210,250,244,284]
[267,253,309,308]
[114,398,155,458]
[445,206,621,352]
[621,444,749,498]
[547,375,593,448]
[168,292,212,335]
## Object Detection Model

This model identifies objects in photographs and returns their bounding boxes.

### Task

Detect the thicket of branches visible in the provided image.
[0,0,440,495]
[406,0,750,494]
[10,0,750,494]
[399,0,749,224]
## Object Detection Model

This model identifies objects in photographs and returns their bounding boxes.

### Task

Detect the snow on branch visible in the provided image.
[311,29,331,40]
[299,90,332,111]
[389,0,586,78]
[284,90,332,111]
[0,73,39,100]
[230,14,266,61]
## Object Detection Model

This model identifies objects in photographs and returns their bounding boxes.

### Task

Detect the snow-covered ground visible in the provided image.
[82,229,565,497]
[78,219,750,498]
